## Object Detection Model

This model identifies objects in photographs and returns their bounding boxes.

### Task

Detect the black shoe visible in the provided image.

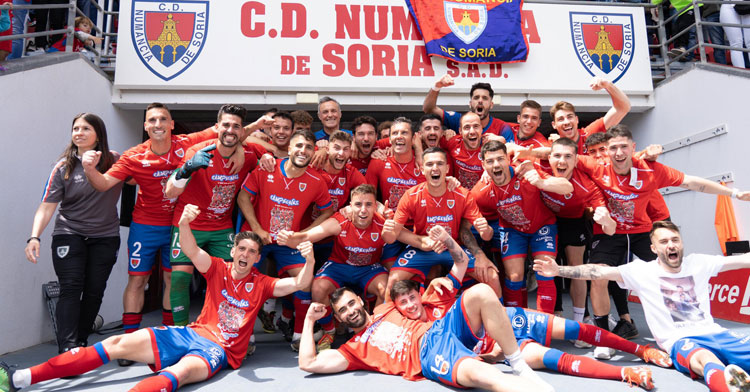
[276,318,294,342]
[0,361,18,392]
[258,310,276,334]
[612,319,639,340]
[117,359,135,367]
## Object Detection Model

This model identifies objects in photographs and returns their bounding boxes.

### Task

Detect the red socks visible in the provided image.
[545,349,622,380]
[30,344,108,383]
[122,312,142,334]
[293,293,312,334]
[162,309,174,326]
[129,371,178,392]
[704,363,729,392]
[577,323,640,354]
[535,278,556,314]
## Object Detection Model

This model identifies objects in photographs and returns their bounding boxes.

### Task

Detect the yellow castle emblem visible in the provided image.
[589,25,622,70]
[147,14,191,63]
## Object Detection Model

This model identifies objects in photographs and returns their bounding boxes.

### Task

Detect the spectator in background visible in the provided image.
[31,0,67,52]
[290,109,313,132]
[702,4,727,65]
[24,113,122,354]
[8,0,30,60]
[377,120,392,139]
[721,2,750,68]
[47,15,102,56]
[652,0,697,61]
[0,0,11,67]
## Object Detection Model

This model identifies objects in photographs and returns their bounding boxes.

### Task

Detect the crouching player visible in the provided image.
[0,204,316,392]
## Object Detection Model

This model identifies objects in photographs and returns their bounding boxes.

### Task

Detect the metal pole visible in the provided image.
[656,3,671,77]
[693,0,707,63]
[64,0,76,53]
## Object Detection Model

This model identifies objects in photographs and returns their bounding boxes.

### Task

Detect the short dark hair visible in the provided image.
[585,132,608,148]
[606,124,633,141]
[470,82,494,98]
[422,146,447,159]
[329,130,352,144]
[390,280,420,302]
[217,104,247,123]
[291,128,316,143]
[418,113,442,131]
[273,111,294,127]
[290,110,313,126]
[352,115,378,133]
[234,231,264,251]
[146,102,171,115]
[550,101,575,118]
[552,137,578,154]
[392,117,414,135]
[649,220,681,240]
[330,287,358,308]
[520,100,542,113]
[480,140,507,160]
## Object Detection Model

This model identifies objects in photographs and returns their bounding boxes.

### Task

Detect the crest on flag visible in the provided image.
[570,12,635,83]
[444,2,488,45]
[131,0,209,81]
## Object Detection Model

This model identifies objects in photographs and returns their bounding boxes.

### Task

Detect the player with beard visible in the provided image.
[470,141,573,314]
[423,74,515,143]
[164,105,272,327]
[277,184,389,351]
[575,125,750,358]
[549,77,630,154]
[349,116,379,175]
[0,206,316,392]
[298,224,553,392]
[444,112,485,190]
[81,103,240,364]
[237,129,334,351]
[382,147,494,300]
[535,221,750,392]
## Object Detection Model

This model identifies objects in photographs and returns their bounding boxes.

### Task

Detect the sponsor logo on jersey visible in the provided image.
[141,160,151,167]
[270,194,300,206]
[447,200,455,209]
[130,258,141,269]
[511,314,526,329]
[56,246,70,258]
[539,226,550,235]
[602,175,610,185]
[153,170,172,178]
[299,183,307,192]
[267,174,274,183]
[421,199,426,207]
[385,162,391,169]
[570,12,635,83]
[220,289,249,308]
[444,2,487,45]
[74,174,84,184]
[211,174,239,182]
[340,230,347,237]
[131,0,209,81]
[245,282,253,293]
[426,214,454,223]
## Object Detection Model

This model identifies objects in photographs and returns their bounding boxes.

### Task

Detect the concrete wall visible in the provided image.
[624,64,750,256]
[0,54,142,354]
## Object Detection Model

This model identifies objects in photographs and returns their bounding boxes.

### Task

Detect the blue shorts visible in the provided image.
[671,330,750,377]
[420,294,482,388]
[381,241,406,265]
[471,219,505,252]
[128,222,172,274]
[260,243,305,277]
[392,247,475,282]
[505,307,553,347]
[147,326,227,377]
[315,261,387,293]
[502,224,557,260]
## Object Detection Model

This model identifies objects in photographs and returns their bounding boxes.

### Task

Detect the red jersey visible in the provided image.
[311,164,366,220]
[190,257,278,369]
[106,129,215,226]
[365,155,425,209]
[337,303,432,381]
[350,156,371,176]
[647,190,671,221]
[470,174,556,233]
[240,159,332,242]
[576,155,684,234]
[574,117,606,155]
[513,126,551,149]
[536,163,606,219]
[444,135,483,191]
[171,141,266,230]
[394,183,483,241]
[329,212,386,266]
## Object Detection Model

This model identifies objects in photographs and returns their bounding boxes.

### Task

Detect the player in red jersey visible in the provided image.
[349,116,379,175]
[550,77,630,154]
[298,225,553,392]
[163,105,272,327]
[513,100,550,149]
[237,128,333,350]
[576,125,750,358]
[423,74,516,142]
[81,103,238,363]
[470,141,573,314]
[0,205,314,392]
[443,112,485,190]
[383,147,495,301]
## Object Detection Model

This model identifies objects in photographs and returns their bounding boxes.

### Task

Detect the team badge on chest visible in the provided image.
[299,183,307,192]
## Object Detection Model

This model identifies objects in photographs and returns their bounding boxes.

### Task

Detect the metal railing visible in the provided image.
[0,0,118,70]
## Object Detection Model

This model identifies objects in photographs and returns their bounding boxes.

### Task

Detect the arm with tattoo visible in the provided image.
[533,255,622,282]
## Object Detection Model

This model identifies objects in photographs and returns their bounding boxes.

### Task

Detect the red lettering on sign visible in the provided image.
[321,44,434,78]
[323,44,345,76]
[522,10,540,44]
[489,63,502,77]
[466,64,480,78]
[372,45,395,76]
[240,1,265,38]
[411,46,434,77]
[364,5,388,41]
[397,45,409,76]
[281,3,306,38]
[446,60,459,77]
[391,6,421,41]
[348,44,370,77]
[336,5,359,39]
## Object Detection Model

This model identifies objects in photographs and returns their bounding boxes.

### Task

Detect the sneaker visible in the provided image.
[571,339,593,349]
[622,366,654,390]
[594,346,616,360]
[726,364,750,392]
[117,359,135,367]
[0,361,18,392]
[247,340,256,357]
[612,319,639,340]
[258,310,276,334]
[637,344,672,368]
[668,47,687,59]
[291,339,301,352]
[276,318,293,342]
[316,333,335,352]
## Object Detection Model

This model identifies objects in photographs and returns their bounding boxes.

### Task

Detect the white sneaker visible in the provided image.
[725,364,750,392]
[594,346,616,360]
[571,339,593,349]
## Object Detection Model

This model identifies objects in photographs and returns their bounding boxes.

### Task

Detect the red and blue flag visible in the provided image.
[405,0,528,64]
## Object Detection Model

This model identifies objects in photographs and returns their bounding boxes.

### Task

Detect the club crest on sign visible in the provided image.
[570,12,634,83]
[444,1,487,45]
[56,246,70,258]
[131,0,209,81]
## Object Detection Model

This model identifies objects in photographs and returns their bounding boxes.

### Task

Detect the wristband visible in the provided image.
[431,85,441,92]
[732,188,740,199]
[27,236,40,244]
[170,176,189,189]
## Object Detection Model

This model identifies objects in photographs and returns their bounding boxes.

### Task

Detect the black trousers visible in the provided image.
[51,234,119,352]
[32,0,67,48]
